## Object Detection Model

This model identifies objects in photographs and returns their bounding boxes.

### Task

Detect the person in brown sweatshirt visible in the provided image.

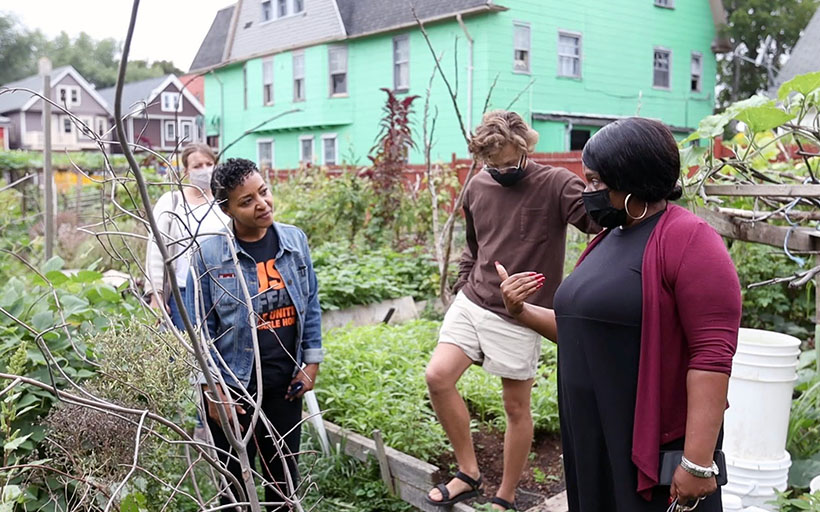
[425,110,598,510]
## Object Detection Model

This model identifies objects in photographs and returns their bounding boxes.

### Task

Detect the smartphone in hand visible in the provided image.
[285,381,304,400]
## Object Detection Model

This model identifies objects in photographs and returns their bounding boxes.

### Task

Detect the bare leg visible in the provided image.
[494,377,534,509]
[426,343,480,501]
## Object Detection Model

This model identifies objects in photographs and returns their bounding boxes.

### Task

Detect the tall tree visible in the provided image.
[0,13,48,84]
[719,0,820,107]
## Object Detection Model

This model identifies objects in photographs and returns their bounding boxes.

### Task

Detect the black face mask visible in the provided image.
[485,156,527,187]
[582,189,627,228]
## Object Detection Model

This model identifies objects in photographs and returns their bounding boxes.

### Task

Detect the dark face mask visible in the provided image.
[485,156,526,187]
[582,188,627,228]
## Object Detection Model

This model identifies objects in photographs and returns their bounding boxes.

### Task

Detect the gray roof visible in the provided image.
[335,0,493,37]
[772,9,820,93]
[189,4,236,72]
[98,75,171,113]
[192,0,498,70]
[0,65,73,114]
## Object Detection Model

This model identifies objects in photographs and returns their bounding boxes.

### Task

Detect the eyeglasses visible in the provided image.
[484,155,526,174]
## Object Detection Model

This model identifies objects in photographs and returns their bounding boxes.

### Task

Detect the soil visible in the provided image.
[433,426,565,511]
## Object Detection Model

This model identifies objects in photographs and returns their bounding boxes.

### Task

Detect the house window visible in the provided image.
[243,64,248,109]
[57,86,81,107]
[79,116,94,140]
[62,117,73,134]
[322,135,337,166]
[161,92,182,112]
[263,59,274,105]
[180,121,194,142]
[654,0,674,8]
[329,46,348,96]
[558,32,582,78]
[393,36,410,92]
[257,139,274,170]
[294,0,304,13]
[570,128,592,150]
[164,120,176,144]
[654,48,672,88]
[300,136,314,164]
[261,0,273,21]
[293,51,306,102]
[277,0,287,17]
[690,52,703,92]
[513,23,531,73]
[95,117,108,137]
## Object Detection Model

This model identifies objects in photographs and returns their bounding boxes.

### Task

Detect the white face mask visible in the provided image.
[189,165,214,193]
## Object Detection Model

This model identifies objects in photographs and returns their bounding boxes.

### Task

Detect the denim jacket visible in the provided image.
[185,222,323,389]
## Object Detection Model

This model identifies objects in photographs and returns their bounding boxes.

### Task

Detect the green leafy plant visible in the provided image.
[771,489,820,511]
[316,321,561,462]
[312,243,438,310]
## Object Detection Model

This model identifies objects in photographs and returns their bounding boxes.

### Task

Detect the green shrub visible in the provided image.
[317,320,561,462]
[729,240,815,340]
[313,243,438,310]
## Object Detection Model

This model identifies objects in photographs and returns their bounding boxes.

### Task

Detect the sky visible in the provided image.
[4,0,234,72]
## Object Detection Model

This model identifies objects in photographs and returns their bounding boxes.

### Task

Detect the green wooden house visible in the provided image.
[190,0,729,170]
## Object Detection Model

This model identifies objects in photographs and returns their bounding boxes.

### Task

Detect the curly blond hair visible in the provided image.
[468,110,539,161]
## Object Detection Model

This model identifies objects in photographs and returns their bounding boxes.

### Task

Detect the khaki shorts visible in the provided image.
[438,292,542,380]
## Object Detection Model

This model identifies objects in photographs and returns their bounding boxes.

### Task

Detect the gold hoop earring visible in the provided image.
[625,193,648,220]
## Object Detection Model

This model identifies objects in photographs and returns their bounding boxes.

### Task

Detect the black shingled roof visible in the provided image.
[336,0,493,37]
[189,4,236,72]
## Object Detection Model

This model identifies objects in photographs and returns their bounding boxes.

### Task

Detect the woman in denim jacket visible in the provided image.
[185,158,322,511]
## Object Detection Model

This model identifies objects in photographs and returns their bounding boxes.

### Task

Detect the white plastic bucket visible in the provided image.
[810,474,820,494]
[722,492,743,511]
[724,329,800,461]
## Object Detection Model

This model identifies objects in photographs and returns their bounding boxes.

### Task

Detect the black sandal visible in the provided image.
[491,496,518,511]
[425,470,482,507]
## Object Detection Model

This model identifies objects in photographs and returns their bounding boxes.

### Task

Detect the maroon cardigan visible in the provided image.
[576,205,741,499]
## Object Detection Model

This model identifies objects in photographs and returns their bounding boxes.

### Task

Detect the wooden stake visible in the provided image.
[372,429,395,495]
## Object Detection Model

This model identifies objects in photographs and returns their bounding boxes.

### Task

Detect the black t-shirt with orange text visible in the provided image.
[237,227,298,392]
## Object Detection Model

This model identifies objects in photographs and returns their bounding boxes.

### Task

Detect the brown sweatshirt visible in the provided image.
[454,160,599,320]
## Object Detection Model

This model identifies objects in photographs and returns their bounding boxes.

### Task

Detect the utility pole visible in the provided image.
[40,57,55,260]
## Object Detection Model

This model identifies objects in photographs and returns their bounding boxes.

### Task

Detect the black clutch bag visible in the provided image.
[658,450,728,486]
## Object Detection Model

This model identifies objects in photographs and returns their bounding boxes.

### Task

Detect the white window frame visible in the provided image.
[262,58,274,105]
[322,133,338,166]
[328,45,348,97]
[299,135,315,164]
[393,35,410,91]
[95,117,108,137]
[293,0,304,14]
[180,120,194,142]
[257,138,275,170]
[57,85,81,107]
[513,22,531,74]
[293,50,306,102]
[261,0,273,22]
[161,91,183,112]
[78,116,94,140]
[264,0,304,22]
[654,0,674,8]
[653,47,672,90]
[62,116,73,135]
[163,120,177,147]
[690,51,703,93]
[557,31,582,78]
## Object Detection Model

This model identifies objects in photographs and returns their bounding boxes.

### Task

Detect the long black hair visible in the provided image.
[581,117,682,201]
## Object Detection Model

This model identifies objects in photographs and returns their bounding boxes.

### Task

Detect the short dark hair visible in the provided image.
[211,158,258,206]
[581,117,682,202]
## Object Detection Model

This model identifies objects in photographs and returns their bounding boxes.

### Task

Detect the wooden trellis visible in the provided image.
[696,183,820,368]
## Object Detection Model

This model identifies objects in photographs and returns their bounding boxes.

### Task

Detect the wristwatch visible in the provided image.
[680,455,719,479]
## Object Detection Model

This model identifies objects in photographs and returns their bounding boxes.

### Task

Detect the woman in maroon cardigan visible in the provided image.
[497,118,741,511]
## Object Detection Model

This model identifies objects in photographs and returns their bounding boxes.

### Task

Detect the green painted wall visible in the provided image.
[205,0,718,168]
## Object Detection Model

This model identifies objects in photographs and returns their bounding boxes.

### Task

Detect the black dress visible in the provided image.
[553,212,721,512]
